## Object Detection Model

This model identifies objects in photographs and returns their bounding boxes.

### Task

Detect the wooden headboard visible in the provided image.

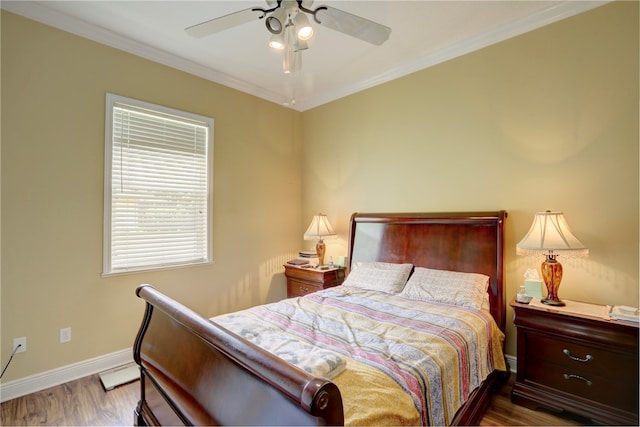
[348,211,507,332]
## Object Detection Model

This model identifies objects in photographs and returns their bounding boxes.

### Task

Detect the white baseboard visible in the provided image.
[0,348,133,402]
[0,348,516,402]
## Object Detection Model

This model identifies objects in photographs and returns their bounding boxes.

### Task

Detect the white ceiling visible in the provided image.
[3,1,607,111]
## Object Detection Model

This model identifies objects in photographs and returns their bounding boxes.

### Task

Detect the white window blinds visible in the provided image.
[103,94,213,275]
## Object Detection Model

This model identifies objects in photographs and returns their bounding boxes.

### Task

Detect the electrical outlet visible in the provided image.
[60,327,71,343]
[13,336,26,353]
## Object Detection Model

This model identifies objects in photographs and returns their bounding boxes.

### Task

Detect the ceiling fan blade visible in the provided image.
[185,8,260,38]
[314,6,391,46]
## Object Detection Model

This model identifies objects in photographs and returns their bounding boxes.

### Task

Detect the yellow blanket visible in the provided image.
[335,358,421,425]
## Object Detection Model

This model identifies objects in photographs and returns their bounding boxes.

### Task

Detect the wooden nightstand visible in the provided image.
[511,299,639,425]
[283,265,345,298]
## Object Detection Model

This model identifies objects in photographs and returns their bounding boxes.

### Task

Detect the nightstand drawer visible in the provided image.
[527,360,637,413]
[284,267,344,284]
[527,333,635,382]
[287,280,323,297]
[284,265,345,298]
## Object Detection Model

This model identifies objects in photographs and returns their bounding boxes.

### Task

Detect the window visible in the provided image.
[103,94,213,276]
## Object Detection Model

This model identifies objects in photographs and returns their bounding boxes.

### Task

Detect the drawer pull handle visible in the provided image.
[563,373,592,386]
[562,349,593,363]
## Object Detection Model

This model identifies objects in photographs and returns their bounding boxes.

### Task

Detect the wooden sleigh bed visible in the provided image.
[133,211,509,426]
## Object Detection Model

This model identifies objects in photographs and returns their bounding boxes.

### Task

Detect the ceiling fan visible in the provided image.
[185,0,391,73]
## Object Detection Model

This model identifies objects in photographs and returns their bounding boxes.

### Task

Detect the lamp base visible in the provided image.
[541,254,565,307]
[316,239,326,266]
[541,298,566,307]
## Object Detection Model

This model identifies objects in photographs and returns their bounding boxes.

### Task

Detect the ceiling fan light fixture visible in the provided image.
[284,20,308,52]
[265,16,282,34]
[293,12,313,41]
[294,38,308,52]
[268,33,285,49]
[298,26,313,40]
[265,7,287,34]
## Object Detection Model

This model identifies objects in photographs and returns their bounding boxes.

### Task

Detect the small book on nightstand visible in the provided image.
[287,251,319,266]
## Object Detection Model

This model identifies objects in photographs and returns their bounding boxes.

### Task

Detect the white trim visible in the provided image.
[1,1,610,111]
[0,1,285,107]
[0,349,517,402]
[102,93,214,276]
[0,348,133,402]
[295,1,609,110]
[505,353,517,373]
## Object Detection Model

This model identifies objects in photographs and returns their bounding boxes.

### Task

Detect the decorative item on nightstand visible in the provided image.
[522,268,543,299]
[303,213,336,266]
[516,210,588,306]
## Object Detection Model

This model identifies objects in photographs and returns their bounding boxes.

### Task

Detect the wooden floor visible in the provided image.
[479,374,594,426]
[1,373,594,426]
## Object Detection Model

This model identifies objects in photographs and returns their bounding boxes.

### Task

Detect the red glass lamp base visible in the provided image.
[540,255,565,306]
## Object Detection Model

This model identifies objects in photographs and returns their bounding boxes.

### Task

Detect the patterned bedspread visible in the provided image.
[213,286,506,426]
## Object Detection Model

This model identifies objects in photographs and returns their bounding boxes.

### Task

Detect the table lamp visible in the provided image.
[516,211,588,306]
[303,213,336,266]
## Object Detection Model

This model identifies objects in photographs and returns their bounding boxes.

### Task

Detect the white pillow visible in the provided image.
[401,267,490,310]
[343,262,413,293]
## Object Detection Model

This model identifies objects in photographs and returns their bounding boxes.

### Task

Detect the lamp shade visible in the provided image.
[304,213,336,240]
[516,211,588,257]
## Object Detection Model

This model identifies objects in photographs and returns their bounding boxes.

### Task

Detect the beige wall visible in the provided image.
[302,1,639,355]
[1,1,638,383]
[1,11,303,382]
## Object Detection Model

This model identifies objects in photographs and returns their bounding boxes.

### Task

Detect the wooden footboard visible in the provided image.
[133,284,344,426]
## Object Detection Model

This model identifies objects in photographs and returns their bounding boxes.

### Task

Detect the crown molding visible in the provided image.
[2,1,609,112]
[294,1,609,110]
[1,1,290,106]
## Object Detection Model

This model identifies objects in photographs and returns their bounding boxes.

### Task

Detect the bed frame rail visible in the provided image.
[133,284,344,426]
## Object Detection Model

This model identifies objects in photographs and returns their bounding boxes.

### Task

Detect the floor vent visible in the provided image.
[98,362,139,391]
